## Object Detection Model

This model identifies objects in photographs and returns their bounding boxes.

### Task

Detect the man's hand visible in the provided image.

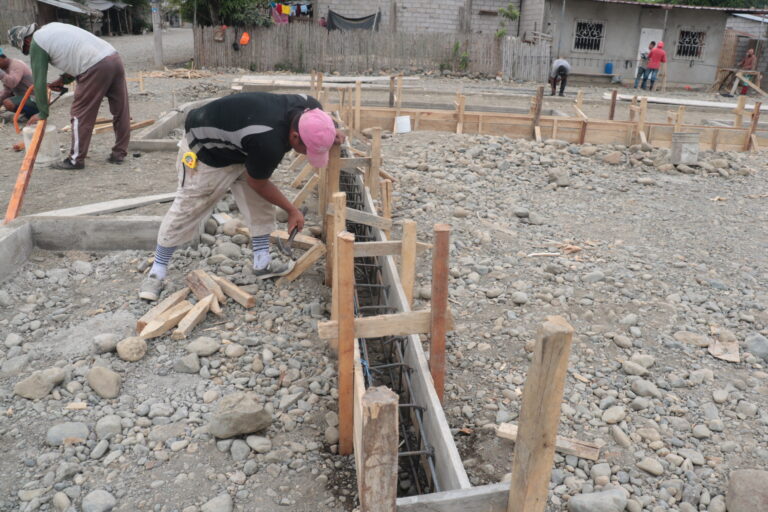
[48,78,65,92]
[26,114,40,125]
[334,128,346,146]
[287,207,305,235]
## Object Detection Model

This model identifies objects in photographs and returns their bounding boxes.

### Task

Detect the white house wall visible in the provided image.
[546,0,727,85]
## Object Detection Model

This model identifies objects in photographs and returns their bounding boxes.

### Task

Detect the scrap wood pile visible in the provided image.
[141,68,213,79]
[136,269,255,340]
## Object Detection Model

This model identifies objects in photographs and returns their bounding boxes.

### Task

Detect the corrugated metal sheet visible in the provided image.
[38,0,102,15]
[590,0,768,14]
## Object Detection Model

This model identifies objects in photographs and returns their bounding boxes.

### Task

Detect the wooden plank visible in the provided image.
[328,205,393,231]
[359,387,399,512]
[140,300,194,339]
[712,128,720,151]
[736,72,768,97]
[430,224,451,404]
[136,287,191,333]
[496,423,601,461]
[327,191,347,291]
[400,220,417,307]
[578,121,588,145]
[4,120,46,224]
[531,86,543,138]
[290,162,315,188]
[353,240,431,257]
[93,119,154,134]
[396,483,508,512]
[354,80,362,132]
[288,153,307,171]
[275,242,327,285]
[507,316,574,512]
[185,269,226,303]
[171,295,214,340]
[30,193,176,218]
[318,309,453,340]
[606,92,768,112]
[341,157,371,170]
[353,327,366,490]
[268,230,320,250]
[291,173,319,208]
[751,133,760,151]
[674,106,685,133]
[734,95,746,127]
[209,274,256,308]
[337,232,356,456]
[380,179,393,238]
[456,94,466,135]
[534,125,542,143]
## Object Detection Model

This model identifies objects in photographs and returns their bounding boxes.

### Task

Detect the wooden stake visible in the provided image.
[354,80,362,133]
[171,295,214,340]
[380,179,393,238]
[674,106,685,132]
[532,86,544,139]
[734,95,746,127]
[326,192,347,287]
[140,300,194,339]
[318,309,453,340]
[359,386,399,512]
[507,316,574,512]
[456,94,466,135]
[289,153,308,172]
[337,231,356,456]
[185,269,226,303]
[638,97,648,144]
[139,71,144,93]
[608,89,617,120]
[712,128,720,152]
[430,223,451,403]
[209,274,256,308]
[400,220,417,307]
[4,119,46,224]
[368,127,382,200]
[744,101,762,151]
[575,89,584,110]
[496,422,600,461]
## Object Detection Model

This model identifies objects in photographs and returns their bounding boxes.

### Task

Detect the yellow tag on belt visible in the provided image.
[182,151,198,169]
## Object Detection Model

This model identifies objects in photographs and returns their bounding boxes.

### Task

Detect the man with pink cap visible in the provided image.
[139,92,343,301]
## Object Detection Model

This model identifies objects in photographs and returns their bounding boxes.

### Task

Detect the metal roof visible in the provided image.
[86,0,128,10]
[733,13,768,23]
[588,0,768,14]
[38,0,102,15]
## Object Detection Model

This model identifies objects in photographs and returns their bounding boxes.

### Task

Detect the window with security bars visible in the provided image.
[676,30,706,59]
[573,20,605,52]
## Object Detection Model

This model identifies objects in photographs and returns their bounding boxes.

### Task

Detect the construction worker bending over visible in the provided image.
[139,92,344,301]
[8,23,131,170]
[0,47,37,120]
[549,57,571,96]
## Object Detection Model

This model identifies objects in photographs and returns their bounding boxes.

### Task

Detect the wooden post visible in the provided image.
[629,96,638,122]
[430,224,451,403]
[507,316,574,512]
[4,120,47,223]
[531,85,544,138]
[575,89,583,110]
[674,105,685,132]
[327,192,347,289]
[712,128,720,152]
[400,220,417,307]
[608,89,617,120]
[380,179,392,238]
[734,95,746,127]
[368,127,382,200]
[359,386,399,512]
[638,97,648,144]
[321,145,341,237]
[661,61,667,92]
[456,94,466,135]
[337,231,356,456]
[354,80,362,133]
[744,101,762,151]
[139,71,145,93]
[316,72,324,98]
[389,75,395,107]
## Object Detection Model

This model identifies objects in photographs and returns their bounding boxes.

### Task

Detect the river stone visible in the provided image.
[93,333,120,354]
[95,415,122,440]
[208,391,272,439]
[568,488,627,512]
[246,435,272,453]
[726,469,768,512]
[602,406,626,424]
[201,493,233,512]
[116,337,147,362]
[213,242,242,260]
[81,489,116,512]
[174,353,201,374]
[602,151,622,165]
[14,367,66,400]
[745,334,768,360]
[637,457,664,476]
[187,336,220,356]
[47,422,89,446]
[87,367,121,399]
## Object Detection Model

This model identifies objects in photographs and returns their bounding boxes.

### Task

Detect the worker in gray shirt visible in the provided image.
[549,58,571,96]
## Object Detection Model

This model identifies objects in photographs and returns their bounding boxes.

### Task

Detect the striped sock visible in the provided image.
[150,245,177,280]
[252,235,270,270]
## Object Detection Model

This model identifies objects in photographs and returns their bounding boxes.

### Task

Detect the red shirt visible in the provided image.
[647,48,667,70]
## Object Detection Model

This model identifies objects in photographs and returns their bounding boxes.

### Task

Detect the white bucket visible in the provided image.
[22,124,60,164]
[394,115,411,134]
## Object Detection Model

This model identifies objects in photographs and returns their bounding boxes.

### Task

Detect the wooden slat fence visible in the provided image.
[500,36,551,82]
[194,25,551,79]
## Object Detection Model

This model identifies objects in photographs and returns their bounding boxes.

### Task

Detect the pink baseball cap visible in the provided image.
[298,108,336,168]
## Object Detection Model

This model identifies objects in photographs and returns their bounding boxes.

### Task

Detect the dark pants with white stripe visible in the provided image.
[68,53,130,166]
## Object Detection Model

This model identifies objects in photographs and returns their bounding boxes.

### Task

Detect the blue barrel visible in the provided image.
[605,62,614,75]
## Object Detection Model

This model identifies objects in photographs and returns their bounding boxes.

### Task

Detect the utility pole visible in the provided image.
[151,0,164,68]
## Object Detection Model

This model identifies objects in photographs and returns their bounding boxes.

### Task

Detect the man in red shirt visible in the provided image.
[641,41,667,91]
[738,48,757,95]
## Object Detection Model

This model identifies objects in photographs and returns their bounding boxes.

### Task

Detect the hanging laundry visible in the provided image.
[239,32,250,46]
[281,4,291,14]
[300,4,308,14]
[272,6,289,24]
[290,5,297,16]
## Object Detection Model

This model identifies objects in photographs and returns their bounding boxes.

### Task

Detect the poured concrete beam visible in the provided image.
[31,193,175,217]
[396,482,507,512]
[30,216,163,251]
[0,222,33,283]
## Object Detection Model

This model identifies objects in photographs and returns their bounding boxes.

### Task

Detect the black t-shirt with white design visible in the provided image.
[184,92,321,179]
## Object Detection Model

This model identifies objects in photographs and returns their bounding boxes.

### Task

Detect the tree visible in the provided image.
[168,0,272,26]
[495,3,520,39]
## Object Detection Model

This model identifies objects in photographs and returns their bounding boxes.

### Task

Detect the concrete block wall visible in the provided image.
[314,0,518,34]
[519,0,546,41]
